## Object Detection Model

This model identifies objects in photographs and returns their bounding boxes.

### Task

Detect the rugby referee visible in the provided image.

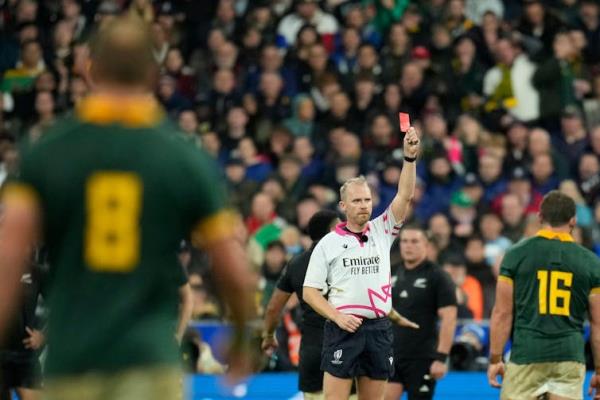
[263,210,418,399]
[303,127,420,400]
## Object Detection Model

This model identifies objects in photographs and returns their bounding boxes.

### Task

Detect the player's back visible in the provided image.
[18,103,225,377]
[500,231,600,364]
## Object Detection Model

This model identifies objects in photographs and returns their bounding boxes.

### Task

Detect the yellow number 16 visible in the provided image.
[537,270,573,316]
[85,172,142,272]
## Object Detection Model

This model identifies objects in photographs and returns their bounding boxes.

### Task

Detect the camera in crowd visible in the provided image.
[450,323,488,371]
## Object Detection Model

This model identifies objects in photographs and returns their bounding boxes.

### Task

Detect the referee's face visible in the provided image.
[400,229,428,264]
[340,183,372,227]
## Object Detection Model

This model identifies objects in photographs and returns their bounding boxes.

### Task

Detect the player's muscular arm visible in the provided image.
[303,287,362,333]
[437,305,457,354]
[488,280,514,388]
[489,280,514,358]
[588,294,600,398]
[390,127,418,223]
[261,288,291,355]
[207,237,257,382]
[0,195,39,339]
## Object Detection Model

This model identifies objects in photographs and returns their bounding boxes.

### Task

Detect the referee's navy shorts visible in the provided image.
[321,317,394,380]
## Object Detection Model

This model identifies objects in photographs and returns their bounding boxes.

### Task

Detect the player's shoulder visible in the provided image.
[570,242,600,265]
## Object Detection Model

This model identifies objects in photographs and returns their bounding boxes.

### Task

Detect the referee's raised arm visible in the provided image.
[390,127,420,224]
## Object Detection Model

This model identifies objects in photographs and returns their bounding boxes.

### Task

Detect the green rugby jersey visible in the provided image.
[499,230,600,364]
[2,95,234,377]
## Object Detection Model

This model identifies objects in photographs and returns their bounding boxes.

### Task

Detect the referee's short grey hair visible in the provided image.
[339,175,368,201]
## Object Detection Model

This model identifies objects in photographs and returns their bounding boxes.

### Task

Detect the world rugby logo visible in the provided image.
[332,349,343,365]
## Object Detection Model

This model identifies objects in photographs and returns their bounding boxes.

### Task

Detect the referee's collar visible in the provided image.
[335,222,370,237]
[536,229,574,242]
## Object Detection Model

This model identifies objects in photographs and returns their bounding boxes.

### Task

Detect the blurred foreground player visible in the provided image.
[488,191,600,400]
[0,16,255,400]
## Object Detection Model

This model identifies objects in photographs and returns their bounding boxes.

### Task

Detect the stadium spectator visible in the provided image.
[428,212,463,263]
[560,179,595,228]
[578,152,600,204]
[276,0,339,52]
[443,255,483,320]
[499,193,527,242]
[531,153,559,195]
[483,37,539,124]
[479,212,512,268]
[260,240,288,309]
[464,235,496,317]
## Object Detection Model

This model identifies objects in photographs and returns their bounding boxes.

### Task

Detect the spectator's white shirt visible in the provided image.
[277,9,339,48]
[304,208,401,319]
[483,54,540,122]
[465,0,504,24]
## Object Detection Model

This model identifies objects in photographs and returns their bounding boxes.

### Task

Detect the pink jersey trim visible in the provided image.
[333,222,370,247]
[335,283,392,318]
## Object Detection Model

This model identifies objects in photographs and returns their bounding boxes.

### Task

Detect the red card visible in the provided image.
[399,112,410,133]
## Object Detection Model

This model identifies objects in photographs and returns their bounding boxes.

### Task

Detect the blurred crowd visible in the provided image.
[2,0,600,329]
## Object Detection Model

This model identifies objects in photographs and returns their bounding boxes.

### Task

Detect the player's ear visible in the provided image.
[338,200,345,212]
[537,212,544,226]
[569,216,577,229]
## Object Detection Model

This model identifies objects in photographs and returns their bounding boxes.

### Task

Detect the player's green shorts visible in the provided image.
[501,361,585,400]
[44,365,182,400]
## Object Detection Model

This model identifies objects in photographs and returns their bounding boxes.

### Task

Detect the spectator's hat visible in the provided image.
[97,0,119,15]
[561,105,583,120]
[509,166,530,181]
[158,1,176,16]
[463,172,481,187]
[451,191,475,208]
[411,46,431,60]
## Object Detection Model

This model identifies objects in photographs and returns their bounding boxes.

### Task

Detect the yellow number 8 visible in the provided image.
[85,172,142,272]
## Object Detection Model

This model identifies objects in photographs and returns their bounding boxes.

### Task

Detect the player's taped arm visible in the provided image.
[262,288,292,338]
[489,278,514,363]
[0,183,40,340]
[437,305,457,357]
[589,292,600,373]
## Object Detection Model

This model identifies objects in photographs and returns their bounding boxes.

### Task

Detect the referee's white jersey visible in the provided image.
[303,207,402,319]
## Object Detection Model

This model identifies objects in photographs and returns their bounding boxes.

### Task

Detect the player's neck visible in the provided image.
[541,224,572,234]
[404,256,427,270]
[93,85,153,100]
